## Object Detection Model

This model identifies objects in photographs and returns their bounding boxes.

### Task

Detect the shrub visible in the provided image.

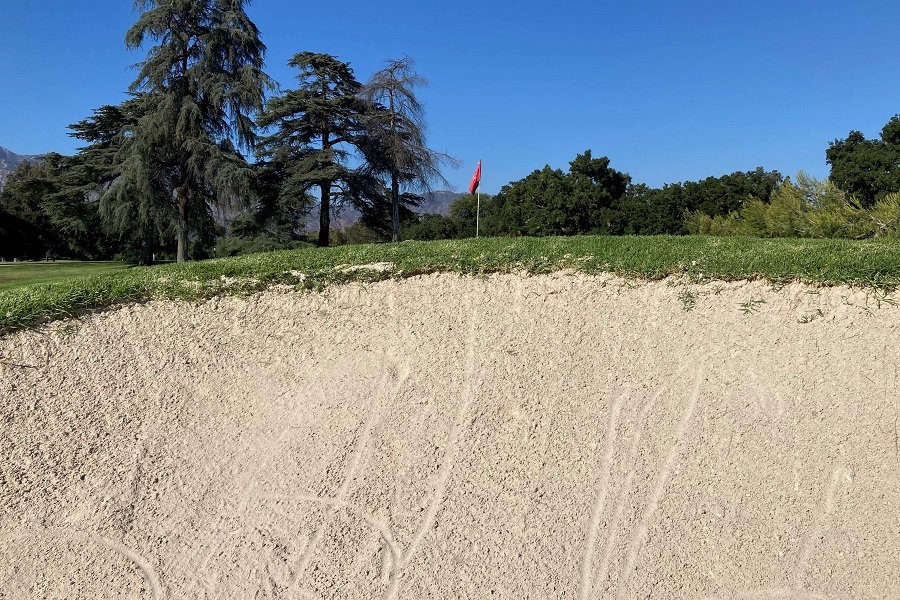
[683,172,900,239]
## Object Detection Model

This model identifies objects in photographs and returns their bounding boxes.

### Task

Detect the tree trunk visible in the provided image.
[318,181,331,247]
[391,171,401,242]
[140,233,154,266]
[387,89,401,243]
[318,127,332,248]
[177,189,189,263]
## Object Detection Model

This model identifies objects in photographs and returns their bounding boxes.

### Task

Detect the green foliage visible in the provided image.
[738,297,766,315]
[479,154,779,238]
[0,207,47,261]
[359,57,457,241]
[678,289,697,311]
[215,234,306,257]
[488,151,630,236]
[401,194,495,241]
[116,0,273,262]
[231,162,313,243]
[684,172,900,239]
[334,221,385,245]
[867,193,900,235]
[621,168,783,235]
[0,160,64,259]
[827,116,900,206]
[0,154,122,260]
[257,52,372,248]
[356,191,422,239]
[404,213,459,241]
[449,193,487,238]
[66,96,166,263]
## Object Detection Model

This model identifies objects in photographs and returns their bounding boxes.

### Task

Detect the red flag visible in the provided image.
[468,160,482,195]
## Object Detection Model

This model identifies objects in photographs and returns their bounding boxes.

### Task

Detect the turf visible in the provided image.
[2,235,900,335]
[0,261,130,291]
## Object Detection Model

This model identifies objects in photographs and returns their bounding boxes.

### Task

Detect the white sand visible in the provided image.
[1,273,898,599]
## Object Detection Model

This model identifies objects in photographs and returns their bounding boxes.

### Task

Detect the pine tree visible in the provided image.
[113,0,272,262]
[257,52,371,247]
[66,97,154,262]
[0,160,65,259]
[360,57,456,242]
[0,152,120,260]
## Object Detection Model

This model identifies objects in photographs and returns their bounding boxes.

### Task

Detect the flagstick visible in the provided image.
[475,160,481,238]
[476,191,481,238]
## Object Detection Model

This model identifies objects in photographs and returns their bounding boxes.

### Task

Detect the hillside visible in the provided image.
[304,191,466,231]
[0,146,39,192]
[418,190,466,215]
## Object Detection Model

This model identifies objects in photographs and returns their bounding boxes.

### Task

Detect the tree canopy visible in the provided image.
[0,153,123,260]
[483,151,630,237]
[111,0,273,262]
[827,116,900,207]
[359,57,457,241]
[257,52,370,247]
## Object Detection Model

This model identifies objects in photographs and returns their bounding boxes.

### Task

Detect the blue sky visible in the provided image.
[2,1,899,193]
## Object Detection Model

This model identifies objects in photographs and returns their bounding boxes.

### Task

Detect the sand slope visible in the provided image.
[1,273,898,599]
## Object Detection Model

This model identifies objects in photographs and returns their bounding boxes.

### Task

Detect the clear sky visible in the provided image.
[2,1,899,194]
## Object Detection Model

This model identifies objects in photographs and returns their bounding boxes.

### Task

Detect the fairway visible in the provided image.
[0,261,129,291]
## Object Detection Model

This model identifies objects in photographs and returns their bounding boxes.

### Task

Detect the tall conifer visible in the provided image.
[257,53,370,247]
[112,0,272,262]
[360,57,456,242]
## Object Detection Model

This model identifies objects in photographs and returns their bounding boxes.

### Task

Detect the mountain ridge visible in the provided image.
[0,146,41,192]
[306,190,467,231]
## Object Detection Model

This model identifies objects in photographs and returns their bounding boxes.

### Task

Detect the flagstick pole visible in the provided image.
[475,160,481,238]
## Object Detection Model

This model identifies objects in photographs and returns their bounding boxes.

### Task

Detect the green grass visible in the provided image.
[2,235,900,336]
[0,261,131,291]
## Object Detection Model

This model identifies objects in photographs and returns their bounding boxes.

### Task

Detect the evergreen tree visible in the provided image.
[827,116,900,207]
[360,57,456,242]
[0,154,118,259]
[113,0,272,262]
[66,97,154,261]
[0,159,64,259]
[241,160,311,242]
[0,208,44,261]
[257,52,370,247]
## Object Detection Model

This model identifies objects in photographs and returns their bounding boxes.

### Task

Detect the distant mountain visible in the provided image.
[418,190,466,215]
[304,190,466,232]
[0,146,40,192]
[308,203,363,231]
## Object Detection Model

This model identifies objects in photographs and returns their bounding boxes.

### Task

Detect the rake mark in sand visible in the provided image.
[0,529,163,599]
[615,361,706,600]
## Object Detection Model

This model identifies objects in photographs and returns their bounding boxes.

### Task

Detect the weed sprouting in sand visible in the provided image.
[798,308,825,324]
[870,286,898,309]
[678,289,697,312]
[739,298,766,315]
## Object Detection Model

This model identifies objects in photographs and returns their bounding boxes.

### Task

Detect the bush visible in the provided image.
[404,214,458,241]
[333,222,384,245]
[684,172,900,239]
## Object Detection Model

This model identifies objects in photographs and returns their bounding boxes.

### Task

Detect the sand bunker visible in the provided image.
[1,272,898,599]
